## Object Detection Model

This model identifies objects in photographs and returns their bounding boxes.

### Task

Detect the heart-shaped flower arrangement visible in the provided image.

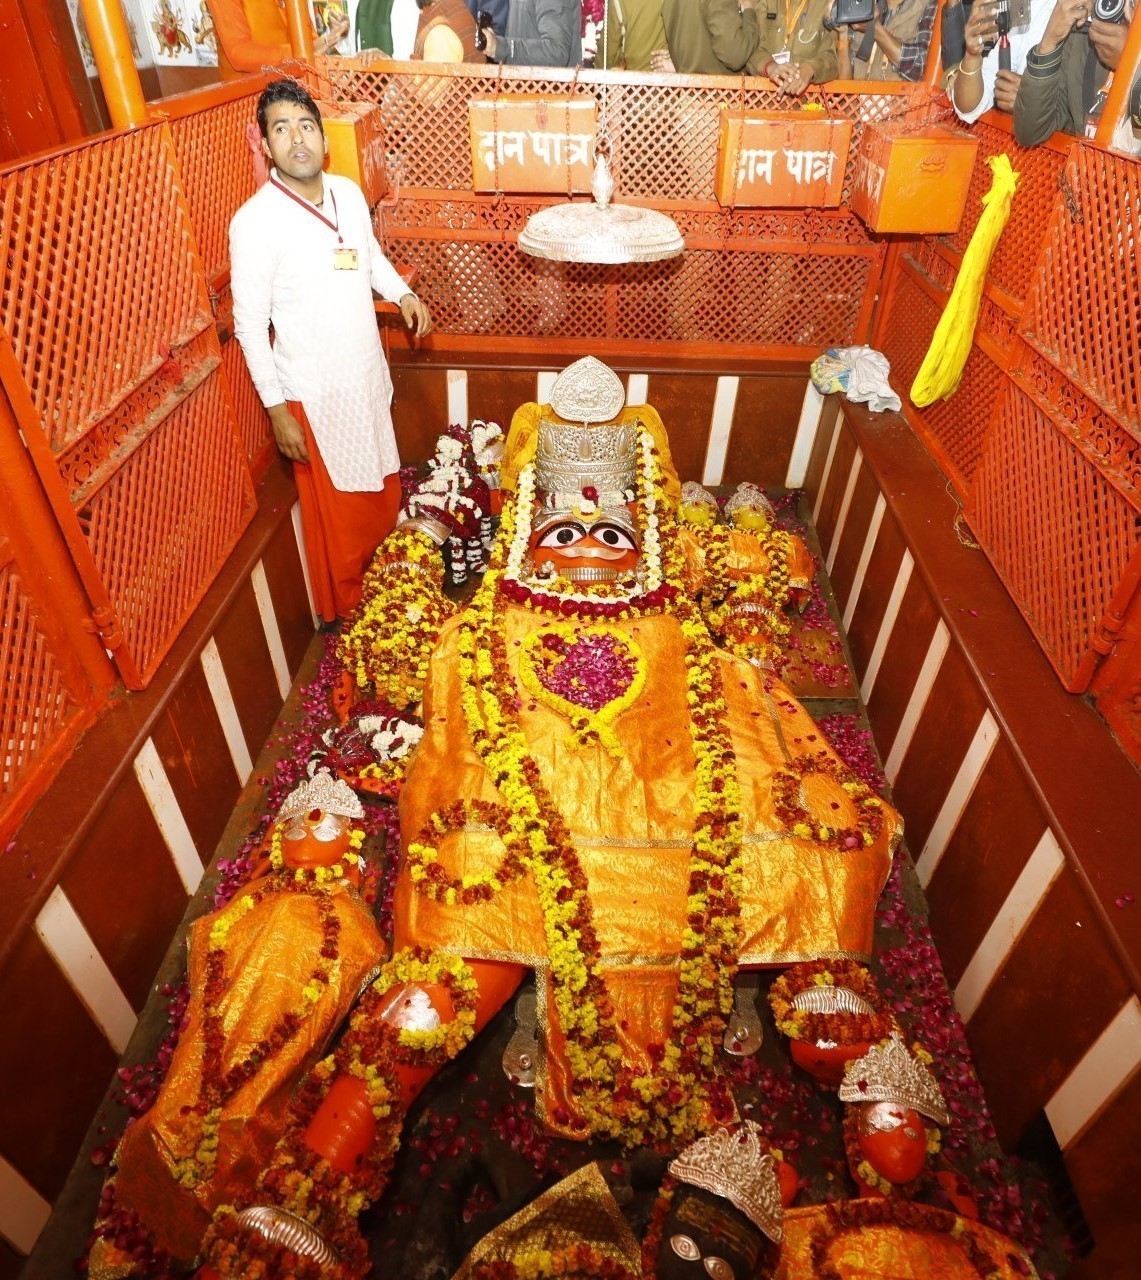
[518,622,646,757]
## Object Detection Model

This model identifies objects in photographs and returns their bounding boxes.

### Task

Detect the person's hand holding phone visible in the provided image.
[964,0,1000,57]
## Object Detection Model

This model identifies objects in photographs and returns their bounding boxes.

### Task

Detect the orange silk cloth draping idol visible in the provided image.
[394,399,899,1138]
[109,878,383,1262]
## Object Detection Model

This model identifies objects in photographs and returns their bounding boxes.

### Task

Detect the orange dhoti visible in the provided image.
[289,402,401,622]
[394,605,898,1138]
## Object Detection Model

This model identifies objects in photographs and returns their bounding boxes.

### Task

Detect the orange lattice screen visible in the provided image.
[939,120,1066,309]
[0,129,213,453]
[166,87,263,284]
[966,377,1141,691]
[0,124,255,688]
[309,63,941,355]
[0,551,80,817]
[1020,146,1141,431]
[77,368,253,684]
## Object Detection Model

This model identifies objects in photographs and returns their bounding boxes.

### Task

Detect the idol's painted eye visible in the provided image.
[669,1235,701,1262]
[589,522,637,550]
[704,1258,734,1280]
[537,521,587,549]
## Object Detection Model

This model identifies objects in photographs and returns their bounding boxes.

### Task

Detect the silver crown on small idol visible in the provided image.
[668,1121,784,1244]
[277,768,365,823]
[838,1031,950,1127]
[723,482,776,523]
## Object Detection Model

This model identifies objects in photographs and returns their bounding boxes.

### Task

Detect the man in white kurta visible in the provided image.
[230,79,432,621]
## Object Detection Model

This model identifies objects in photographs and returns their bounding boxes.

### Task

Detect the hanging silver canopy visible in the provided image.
[517,152,685,265]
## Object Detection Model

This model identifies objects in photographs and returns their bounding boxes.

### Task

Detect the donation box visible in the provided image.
[851,122,979,234]
[469,96,598,193]
[716,110,852,207]
[318,100,387,208]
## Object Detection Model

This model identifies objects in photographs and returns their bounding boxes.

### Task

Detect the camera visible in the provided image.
[474,9,495,51]
[822,0,875,31]
[1092,0,1127,22]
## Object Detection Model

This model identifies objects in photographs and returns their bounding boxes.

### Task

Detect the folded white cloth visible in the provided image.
[810,346,902,414]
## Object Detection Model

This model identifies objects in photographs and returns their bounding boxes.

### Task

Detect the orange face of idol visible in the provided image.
[857,1101,928,1185]
[530,505,640,582]
[280,807,353,868]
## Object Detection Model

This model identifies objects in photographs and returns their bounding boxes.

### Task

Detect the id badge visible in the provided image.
[333,247,359,271]
[772,48,792,64]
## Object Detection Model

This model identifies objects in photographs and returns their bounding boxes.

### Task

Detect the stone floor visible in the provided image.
[21,496,1071,1280]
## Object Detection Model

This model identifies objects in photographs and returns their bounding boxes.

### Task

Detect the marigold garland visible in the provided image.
[768,960,896,1047]
[370,946,479,1065]
[771,751,887,851]
[337,526,455,708]
[407,798,528,906]
[450,437,745,1149]
[807,1197,1018,1280]
[691,522,797,670]
[201,948,479,1278]
[172,875,344,1190]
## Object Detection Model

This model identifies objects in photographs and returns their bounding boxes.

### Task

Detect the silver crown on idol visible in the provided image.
[549,355,627,425]
[724,481,777,524]
[668,1121,784,1244]
[534,418,639,502]
[277,768,365,823]
[534,358,637,503]
[838,1032,951,1127]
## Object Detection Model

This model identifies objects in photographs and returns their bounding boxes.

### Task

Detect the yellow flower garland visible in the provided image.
[371,947,479,1063]
[337,526,455,707]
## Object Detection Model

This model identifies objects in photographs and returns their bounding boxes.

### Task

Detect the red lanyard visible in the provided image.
[269,177,343,245]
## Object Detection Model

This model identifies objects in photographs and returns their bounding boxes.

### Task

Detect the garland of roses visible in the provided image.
[454,447,744,1148]
[807,1198,1010,1280]
[406,798,528,906]
[337,527,455,708]
[171,877,343,1190]
[770,751,886,852]
[768,960,896,1047]
[841,1104,942,1200]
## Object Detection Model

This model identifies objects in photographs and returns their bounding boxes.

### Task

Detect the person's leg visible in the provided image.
[289,402,402,621]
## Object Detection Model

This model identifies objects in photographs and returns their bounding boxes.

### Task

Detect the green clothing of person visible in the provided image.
[357,0,397,53]
[746,0,838,83]
[661,0,760,73]
[1013,28,1108,145]
[599,0,667,70]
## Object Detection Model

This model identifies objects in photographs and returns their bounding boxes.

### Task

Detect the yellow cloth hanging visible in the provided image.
[909,154,1020,408]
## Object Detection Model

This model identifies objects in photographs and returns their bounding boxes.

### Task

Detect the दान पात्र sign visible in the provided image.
[469,96,598,193]
[716,111,852,208]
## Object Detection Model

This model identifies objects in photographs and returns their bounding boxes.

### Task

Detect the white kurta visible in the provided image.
[230,171,410,491]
